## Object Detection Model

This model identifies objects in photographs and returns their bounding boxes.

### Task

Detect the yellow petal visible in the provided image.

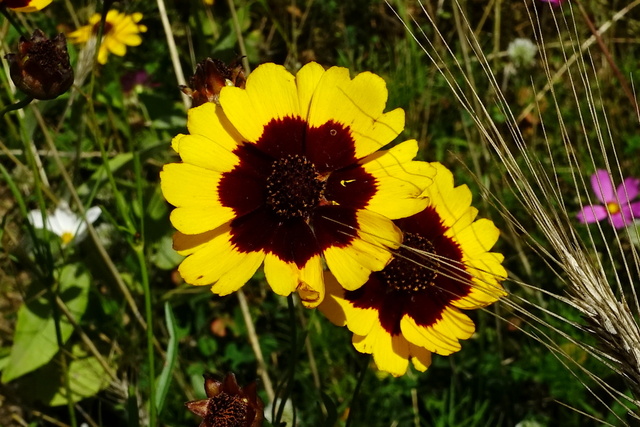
[453,254,507,309]
[361,140,436,219]
[298,256,325,308]
[106,38,126,56]
[263,253,301,296]
[402,307,476,356]
[264,254,325,303]
[307,66,405,159]
[160,164,234,234]
[316,272,347,326]
[219,63,301,142]
[8,0,52,12]
[172,134,239,173]
[295,62,326,120]
[353,323,410,377]
[178,225,264,290]
[409,343,432,372]
[173,230,217,256]
[324,210,401,291]
[186,103,244,152]
[454,218,500,257]
[97,46,109,64]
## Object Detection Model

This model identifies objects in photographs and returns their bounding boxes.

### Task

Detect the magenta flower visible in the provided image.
[577,169,640,229]
[539,0,566,6]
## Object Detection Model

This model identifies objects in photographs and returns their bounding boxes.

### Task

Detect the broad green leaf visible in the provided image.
[150,235,183,270]
[48,356,109,406]
[1,264,91,383]
[18,345,110,407]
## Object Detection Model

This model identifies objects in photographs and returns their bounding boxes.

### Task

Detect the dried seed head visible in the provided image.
[181,58,246,107]
[186,373,264,427]
[5,29,74,100]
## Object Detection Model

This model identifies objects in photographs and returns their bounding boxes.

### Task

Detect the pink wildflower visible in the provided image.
[577,169,640,229]
[539,0,566,6]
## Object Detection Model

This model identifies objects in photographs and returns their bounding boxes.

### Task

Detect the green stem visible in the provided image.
[345,354,370,427]
[132,148,156,425]
[0,96,34,118]
[134,246,156,426]
[16,102,76,425]
[50,276,78,427]
[0,5,27,37]
[275,295,298,425]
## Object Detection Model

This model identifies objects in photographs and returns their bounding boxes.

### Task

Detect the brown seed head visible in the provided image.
[5,29,74,100]
[181,58,246,107]
[186,372,264,427]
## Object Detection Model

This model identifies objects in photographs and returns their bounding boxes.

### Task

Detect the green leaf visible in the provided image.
[155,302,178,416]
[150,235,183,271]
[18,345,110,406]
[1,264,91,383]
[47,356,109,406]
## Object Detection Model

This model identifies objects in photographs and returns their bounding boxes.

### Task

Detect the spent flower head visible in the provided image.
[68,10,147,65]
[5,29,74,100]
[181,58,246,107]
[186,373,264,427]
[577,169,640,229]
[319,163,507,376]
[0,0,52,12]
[161,62,436,307]
[27,203,101,245]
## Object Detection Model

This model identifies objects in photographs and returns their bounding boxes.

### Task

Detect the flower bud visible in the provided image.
[181,58,246,107]
[5,29,74,100]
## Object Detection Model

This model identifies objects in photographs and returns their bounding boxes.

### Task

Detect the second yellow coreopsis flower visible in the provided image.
[68,10,147,65]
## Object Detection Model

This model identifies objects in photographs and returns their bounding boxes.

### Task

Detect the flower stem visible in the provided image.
[275,295,299,425]
[134,245,156,426]
[132,147,156,425]
[345,354,370,427]
[0,96,34,118]
[50,276,78,427]
[0,5,27,37]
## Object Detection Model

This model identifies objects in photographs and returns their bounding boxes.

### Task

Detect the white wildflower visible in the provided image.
[507,38,538,68]
[27,203,101,245]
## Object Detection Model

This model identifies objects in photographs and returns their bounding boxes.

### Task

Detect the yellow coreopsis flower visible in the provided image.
[160,62,437,307]
[0,0,52,12]
[68,10,147,65]
[319,162,507,376]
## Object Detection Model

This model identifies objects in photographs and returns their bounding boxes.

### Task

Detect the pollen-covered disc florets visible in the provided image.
[265,154,325,220]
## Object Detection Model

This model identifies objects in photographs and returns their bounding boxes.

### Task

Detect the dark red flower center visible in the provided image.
[381,232,440,294]
[346,207,473,336]
[204,393,248,427]
[92,21,114,36]
[265,154,325,220]
[4,0,31,7]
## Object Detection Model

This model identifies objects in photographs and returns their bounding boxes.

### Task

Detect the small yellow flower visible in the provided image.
[68,10,147,65]
[0,0,52,12]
